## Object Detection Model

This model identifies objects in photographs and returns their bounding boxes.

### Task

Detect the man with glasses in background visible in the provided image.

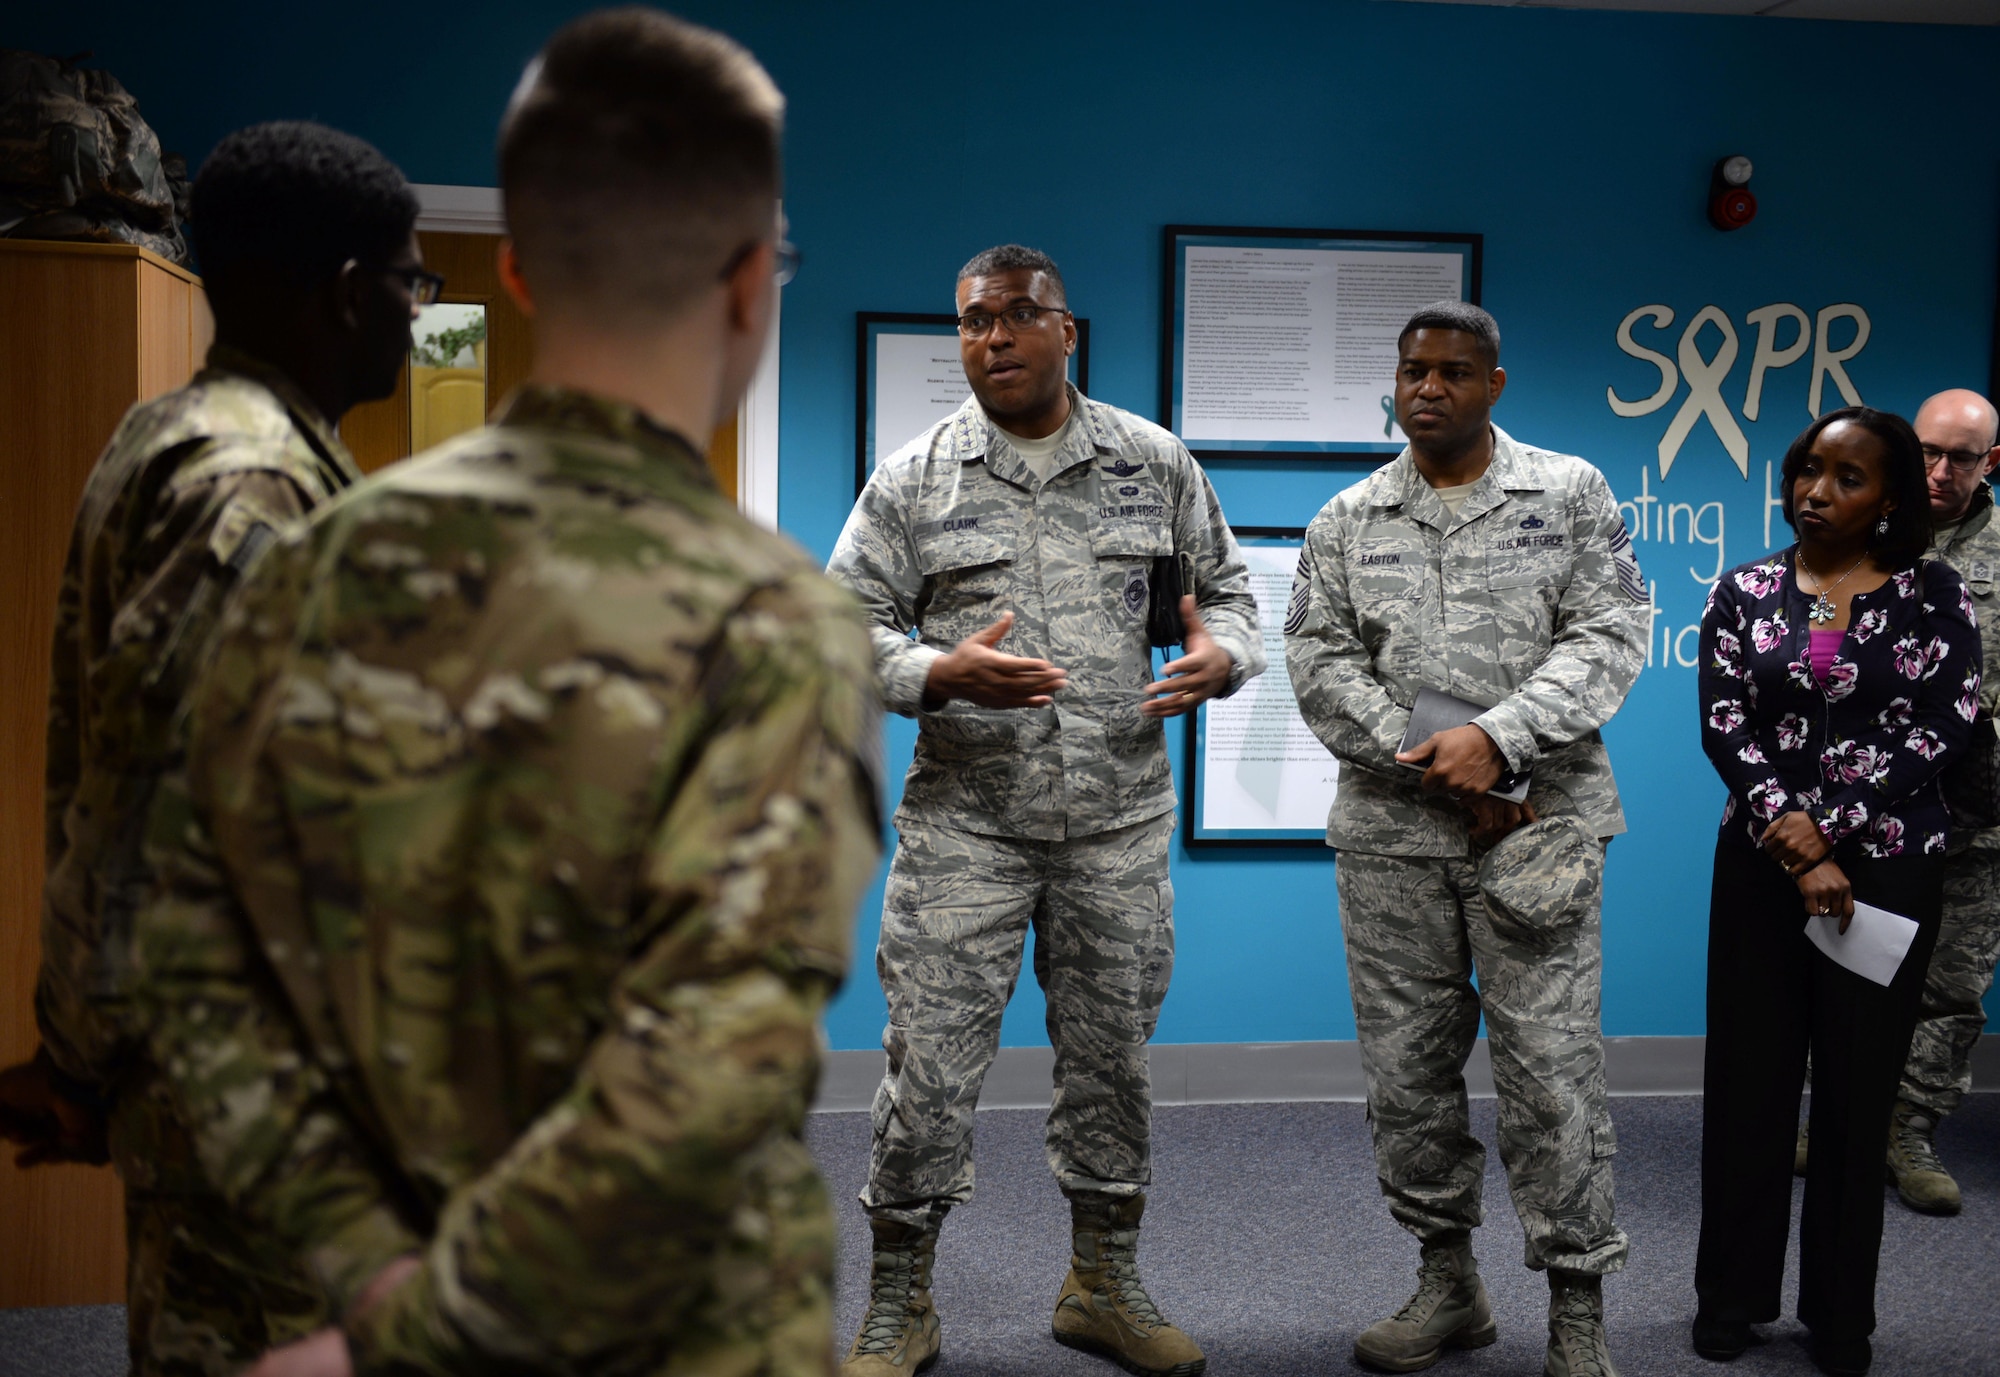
[0,121,424,1377]
[827,243,1262,1377]
[1796,387,2000,1216]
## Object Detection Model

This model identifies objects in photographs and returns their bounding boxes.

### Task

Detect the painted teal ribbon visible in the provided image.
[1380,395,1396,438]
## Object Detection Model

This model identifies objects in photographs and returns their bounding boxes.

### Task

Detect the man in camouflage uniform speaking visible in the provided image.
[1284,302,1647,1377]
[827,244,1263,1377]
[0,122,425,1374]
[132,12,882,1376]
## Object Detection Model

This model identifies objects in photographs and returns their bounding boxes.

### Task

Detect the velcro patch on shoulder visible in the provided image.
[208,498,280,574]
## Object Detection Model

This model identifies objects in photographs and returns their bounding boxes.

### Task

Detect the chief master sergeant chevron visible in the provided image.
[827,243,1263,1377]
[1284,302,1648,1377]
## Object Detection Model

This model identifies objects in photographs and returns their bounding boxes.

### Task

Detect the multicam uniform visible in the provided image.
[828,388,1262,1223]
[1911,479,2000,1119]
[1283,427,1647,1275]
[37,347,364,1374]
[135,386,883,1376]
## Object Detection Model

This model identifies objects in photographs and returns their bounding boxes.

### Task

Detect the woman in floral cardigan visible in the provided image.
[1693,407,1980,1377]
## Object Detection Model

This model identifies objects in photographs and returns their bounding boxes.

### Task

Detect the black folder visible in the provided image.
[1396,686,1531,803]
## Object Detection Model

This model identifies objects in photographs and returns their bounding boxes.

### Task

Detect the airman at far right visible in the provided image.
[1792,387,2000,1215]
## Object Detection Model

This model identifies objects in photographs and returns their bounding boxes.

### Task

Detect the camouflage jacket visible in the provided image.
[1284,427,1648,856]
[1929,480,2000,852]
[137,385,884,1375]
[39,345,361,1091]
[828,388,1263,840]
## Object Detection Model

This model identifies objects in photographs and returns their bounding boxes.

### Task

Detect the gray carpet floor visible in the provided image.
[3,1095,1994,1377]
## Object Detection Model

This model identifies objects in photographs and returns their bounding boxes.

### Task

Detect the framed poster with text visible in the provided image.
[1185,527,1339,847]
[856,311,1090,494]
[1160,225,1481,461]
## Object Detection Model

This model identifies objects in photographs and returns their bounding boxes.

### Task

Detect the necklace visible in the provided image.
[1797,551,1867,626]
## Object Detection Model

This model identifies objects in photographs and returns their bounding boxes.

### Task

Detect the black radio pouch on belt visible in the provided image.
[1147,551,1196,647]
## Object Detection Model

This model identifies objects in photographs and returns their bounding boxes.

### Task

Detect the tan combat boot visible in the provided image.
[1886,1099,1962,1215]
[1354,1236,1497,1372]
[1051,1193,1206,1377]
[1545,1271,1618,1377]
[841,1217,941,1375]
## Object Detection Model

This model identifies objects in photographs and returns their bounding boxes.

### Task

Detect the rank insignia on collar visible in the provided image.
[1102,459,1145,478]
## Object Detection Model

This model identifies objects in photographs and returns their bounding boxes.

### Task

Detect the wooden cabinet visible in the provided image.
[0,239,213,1307]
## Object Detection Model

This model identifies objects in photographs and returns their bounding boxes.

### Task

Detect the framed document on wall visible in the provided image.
[856,311,1090,494]
[1160,225,1481,461]
[1185,527,1339,847]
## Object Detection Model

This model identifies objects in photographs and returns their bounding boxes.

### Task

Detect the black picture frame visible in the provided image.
[1183,524,1335,848]
[1159,224,1482,463]
[856,311,1090,494]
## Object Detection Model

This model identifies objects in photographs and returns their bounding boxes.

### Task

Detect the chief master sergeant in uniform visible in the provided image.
[0,121,426,1375]
[130,13,883,1377]
[1285,302,1648,1377]
[828,243,1264,1377]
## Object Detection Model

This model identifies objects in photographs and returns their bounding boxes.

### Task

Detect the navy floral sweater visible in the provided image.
[1699,550,1982,858]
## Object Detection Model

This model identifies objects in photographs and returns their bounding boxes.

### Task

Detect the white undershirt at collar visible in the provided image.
[993,412,1075,483]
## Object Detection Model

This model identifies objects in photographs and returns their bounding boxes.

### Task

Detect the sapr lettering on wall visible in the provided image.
[1609,301,1870,475]
[1603,298,1872,675]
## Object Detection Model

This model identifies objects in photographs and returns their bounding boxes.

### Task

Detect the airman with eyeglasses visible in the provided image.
[828,243,1265,1377]
[1919,390,2000,532]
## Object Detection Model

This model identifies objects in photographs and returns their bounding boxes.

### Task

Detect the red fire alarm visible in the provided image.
[1709,155,1756,231]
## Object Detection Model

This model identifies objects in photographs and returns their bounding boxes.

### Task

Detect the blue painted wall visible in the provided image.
[16,0,2000,1049]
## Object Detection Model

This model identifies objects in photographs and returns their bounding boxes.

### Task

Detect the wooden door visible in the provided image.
[340,230,533,473]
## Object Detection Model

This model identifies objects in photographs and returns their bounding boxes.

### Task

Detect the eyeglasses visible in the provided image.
[382,265,446,306]
[720,237,802,287]
[956,303,1068,338]
[1921,443,1991,474]
[384,266,446,306]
